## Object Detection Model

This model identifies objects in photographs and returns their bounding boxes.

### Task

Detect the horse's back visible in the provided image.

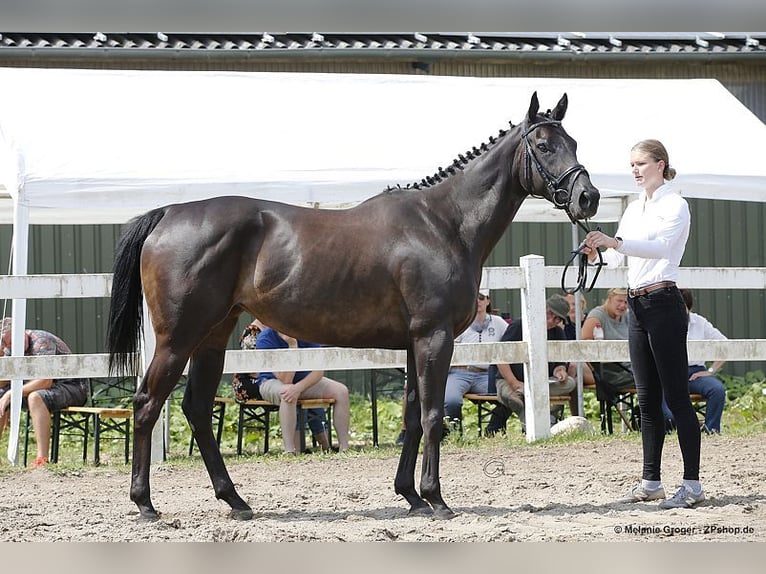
[141,194,476,348]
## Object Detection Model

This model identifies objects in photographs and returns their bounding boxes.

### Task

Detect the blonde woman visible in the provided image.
[583,139,703,509]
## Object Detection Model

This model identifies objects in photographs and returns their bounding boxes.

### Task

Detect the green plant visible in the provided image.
[720,369,766,401]
[720,370,766,434]
[7,369,763,467]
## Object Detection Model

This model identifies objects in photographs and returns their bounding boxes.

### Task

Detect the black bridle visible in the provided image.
[521,119,603,294]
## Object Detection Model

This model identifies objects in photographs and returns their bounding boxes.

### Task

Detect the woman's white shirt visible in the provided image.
[601,181,690,289]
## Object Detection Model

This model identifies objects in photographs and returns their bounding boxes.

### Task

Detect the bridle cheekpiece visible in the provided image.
[522,119,589,232]
[521,118,603,294]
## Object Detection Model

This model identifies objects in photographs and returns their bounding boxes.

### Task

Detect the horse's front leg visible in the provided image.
[416,331,456,519]
[394,350,431,515]
[183,347,253,520]
[130,352,185,521]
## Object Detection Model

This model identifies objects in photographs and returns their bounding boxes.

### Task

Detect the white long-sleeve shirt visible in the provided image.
[601,181,691,290]
[687,311,727,368]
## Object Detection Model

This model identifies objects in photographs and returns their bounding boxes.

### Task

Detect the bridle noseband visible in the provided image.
[521,118,603,294]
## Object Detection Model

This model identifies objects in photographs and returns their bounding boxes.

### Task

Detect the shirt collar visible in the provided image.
[641,180,676,204]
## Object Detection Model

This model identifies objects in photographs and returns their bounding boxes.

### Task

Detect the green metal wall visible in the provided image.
[1,224,122,355]
[2,196,764,383]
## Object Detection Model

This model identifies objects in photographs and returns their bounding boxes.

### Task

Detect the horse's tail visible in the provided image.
[107,207,167,377]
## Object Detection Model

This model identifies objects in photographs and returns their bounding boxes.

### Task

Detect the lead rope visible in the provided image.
[561,218,604,295]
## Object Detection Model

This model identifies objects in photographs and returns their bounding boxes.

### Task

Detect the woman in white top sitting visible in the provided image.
[581,288,635,395]
[442,288,509,427]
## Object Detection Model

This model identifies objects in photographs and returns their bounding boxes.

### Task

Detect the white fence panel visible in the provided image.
[2,265,764,458]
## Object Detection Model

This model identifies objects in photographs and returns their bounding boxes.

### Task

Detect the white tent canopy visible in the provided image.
[2,69,766,227]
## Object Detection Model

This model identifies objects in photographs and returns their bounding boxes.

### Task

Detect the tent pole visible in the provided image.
[6,195,29,465]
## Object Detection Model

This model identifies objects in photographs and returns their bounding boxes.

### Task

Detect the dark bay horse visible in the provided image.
[107,92,599,521]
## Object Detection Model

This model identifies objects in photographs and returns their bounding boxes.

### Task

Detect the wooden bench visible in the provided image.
[188,397,275,456]
[464,392,573,437]
[50,405,132,465]
[22,377,134,466]
[463,393,500,436]
[587,384,710,434]
[689,393,708,428]
[189,396,335,455]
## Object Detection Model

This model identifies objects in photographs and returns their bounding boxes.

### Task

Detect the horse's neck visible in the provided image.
[437,132,526,261]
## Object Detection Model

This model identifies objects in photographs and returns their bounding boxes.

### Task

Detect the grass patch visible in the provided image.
[5,369,764,466]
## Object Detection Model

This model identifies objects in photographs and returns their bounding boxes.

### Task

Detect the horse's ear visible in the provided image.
[551,93,568,121]
[527,91,540,123]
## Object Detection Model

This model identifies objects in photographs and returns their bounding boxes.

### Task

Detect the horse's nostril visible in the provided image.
[579,189,599,214]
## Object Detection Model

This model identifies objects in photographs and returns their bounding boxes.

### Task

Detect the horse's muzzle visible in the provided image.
[574,185,600,219]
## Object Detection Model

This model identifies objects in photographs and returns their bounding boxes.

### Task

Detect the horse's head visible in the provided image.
[518,92,600,222]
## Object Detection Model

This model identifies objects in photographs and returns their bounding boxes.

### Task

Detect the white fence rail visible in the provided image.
[3,339,765,380]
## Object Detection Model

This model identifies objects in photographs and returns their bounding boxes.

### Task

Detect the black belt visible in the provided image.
[453,366,488,373]
[628,281,676,298]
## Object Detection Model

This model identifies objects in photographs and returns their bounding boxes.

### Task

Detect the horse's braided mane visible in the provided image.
[384,119,518,193]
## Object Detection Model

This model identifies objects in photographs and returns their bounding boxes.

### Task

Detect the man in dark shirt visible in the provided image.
[485,295,575,434]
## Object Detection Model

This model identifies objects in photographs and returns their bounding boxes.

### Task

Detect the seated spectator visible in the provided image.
[581,288,635,403]
[255,327,349,454]
[230,319,266,403]
[564,292,595,414]
[231,319,331,451]
[564,293,588,341]
[443,288,510,432]
[662,288,727,434]
[0,318,88,467]
[485,294,576,434]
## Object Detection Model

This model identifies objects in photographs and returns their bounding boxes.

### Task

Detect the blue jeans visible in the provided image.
[302,408,328,436]
[444,368,488,421]
[628,286,700,481]
[662,365,726,433]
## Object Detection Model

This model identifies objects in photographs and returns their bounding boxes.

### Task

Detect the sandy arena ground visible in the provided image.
[1,433,764,542]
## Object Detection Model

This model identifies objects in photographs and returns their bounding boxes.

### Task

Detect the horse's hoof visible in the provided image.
[229,508,254,521]
[432,507,457,520]
[137,510,161,523]
[408,504,434,517]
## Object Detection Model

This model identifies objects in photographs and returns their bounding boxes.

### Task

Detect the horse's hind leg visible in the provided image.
[183,337,253,520]
[394,349,432,515]
[130,349,187,521]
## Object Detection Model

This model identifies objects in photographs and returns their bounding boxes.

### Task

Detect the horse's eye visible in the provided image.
[536,142,550,153]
